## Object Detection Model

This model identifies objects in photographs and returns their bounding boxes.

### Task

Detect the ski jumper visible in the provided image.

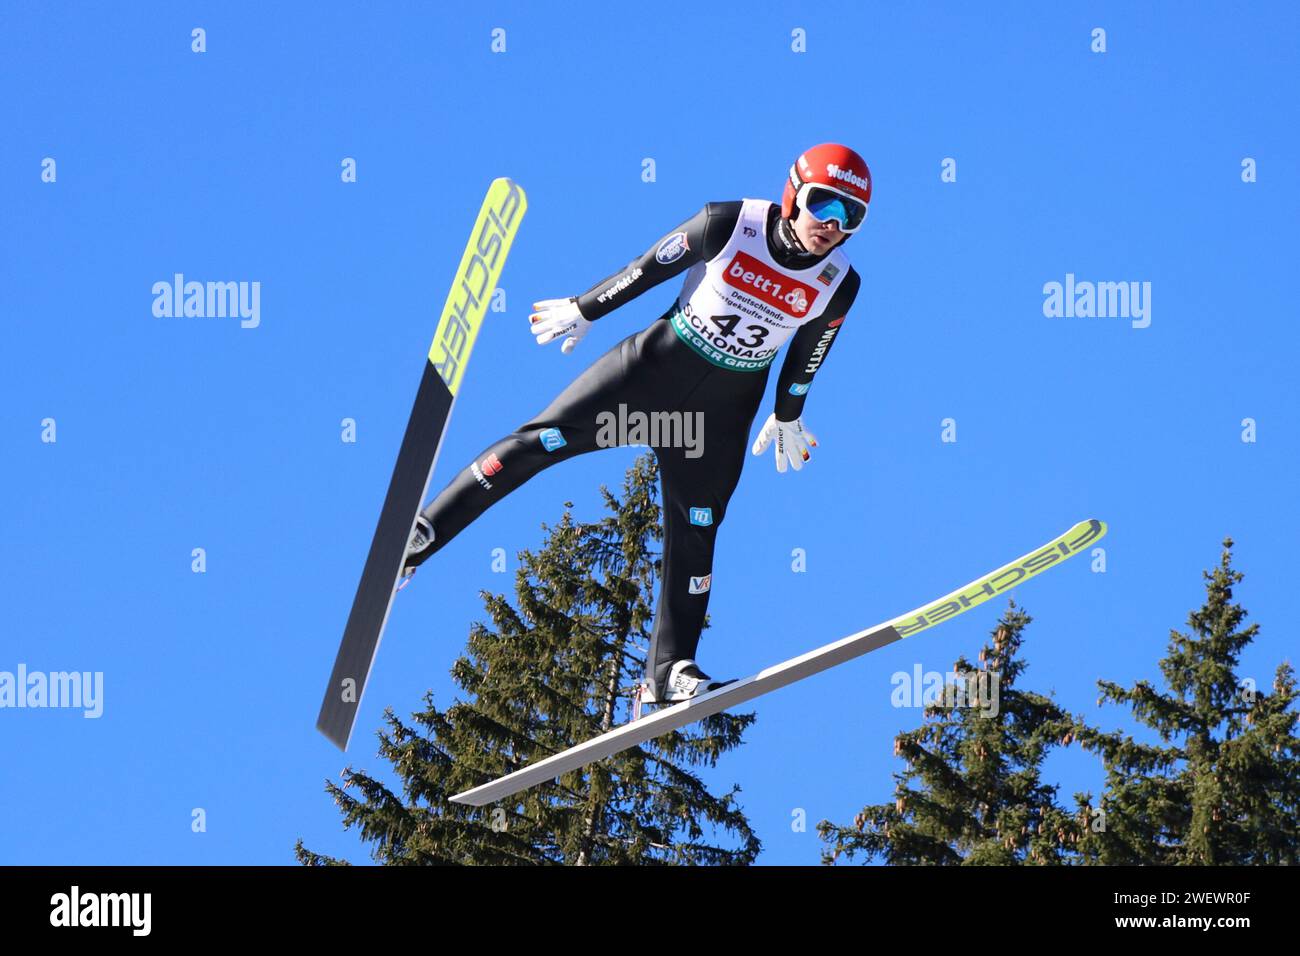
[412,199,861,698]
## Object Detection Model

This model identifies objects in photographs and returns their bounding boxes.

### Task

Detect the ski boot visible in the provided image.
[632,659,736,720]
[397,515,435,590]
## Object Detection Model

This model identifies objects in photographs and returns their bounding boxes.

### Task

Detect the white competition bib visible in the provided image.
[670,198,850,371]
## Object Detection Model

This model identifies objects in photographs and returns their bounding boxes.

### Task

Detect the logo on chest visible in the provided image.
[723,250,820,317]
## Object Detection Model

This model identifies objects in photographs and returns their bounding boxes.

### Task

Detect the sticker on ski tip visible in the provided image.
[888,519,1106,638]
[429,178,527,396]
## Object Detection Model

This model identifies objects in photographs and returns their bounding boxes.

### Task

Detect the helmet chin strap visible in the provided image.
[776,213,845,260]
[775,214,815,257]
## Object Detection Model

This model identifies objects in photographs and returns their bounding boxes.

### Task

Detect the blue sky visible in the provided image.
[2,2,1296,865]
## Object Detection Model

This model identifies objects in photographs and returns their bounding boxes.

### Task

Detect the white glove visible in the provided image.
[751,413,818,472]
[529,297,591,354]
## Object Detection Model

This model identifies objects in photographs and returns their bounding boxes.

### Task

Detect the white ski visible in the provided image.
[450,518,1107,807]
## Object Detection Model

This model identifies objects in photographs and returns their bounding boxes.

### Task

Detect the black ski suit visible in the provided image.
[412,200,860,698]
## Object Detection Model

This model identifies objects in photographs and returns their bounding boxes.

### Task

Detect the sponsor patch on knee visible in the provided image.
[539,427,566,452]
[471,452,503,490]
[689,507,713,526]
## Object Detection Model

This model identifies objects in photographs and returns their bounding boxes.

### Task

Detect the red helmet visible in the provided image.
[781,143,872,231]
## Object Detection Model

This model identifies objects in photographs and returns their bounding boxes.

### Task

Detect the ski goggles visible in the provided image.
[797,183,869,233]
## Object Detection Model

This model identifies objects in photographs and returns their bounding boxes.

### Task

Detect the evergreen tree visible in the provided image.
[817,603,1088,864]
[297,453,761,865]
[1074,537,1300,864]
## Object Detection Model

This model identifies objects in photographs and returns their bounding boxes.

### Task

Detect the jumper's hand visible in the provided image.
[529,297,591,354]
[751,413,818,473]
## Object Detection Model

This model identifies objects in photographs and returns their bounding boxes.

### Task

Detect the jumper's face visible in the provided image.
[793,209,844,254]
